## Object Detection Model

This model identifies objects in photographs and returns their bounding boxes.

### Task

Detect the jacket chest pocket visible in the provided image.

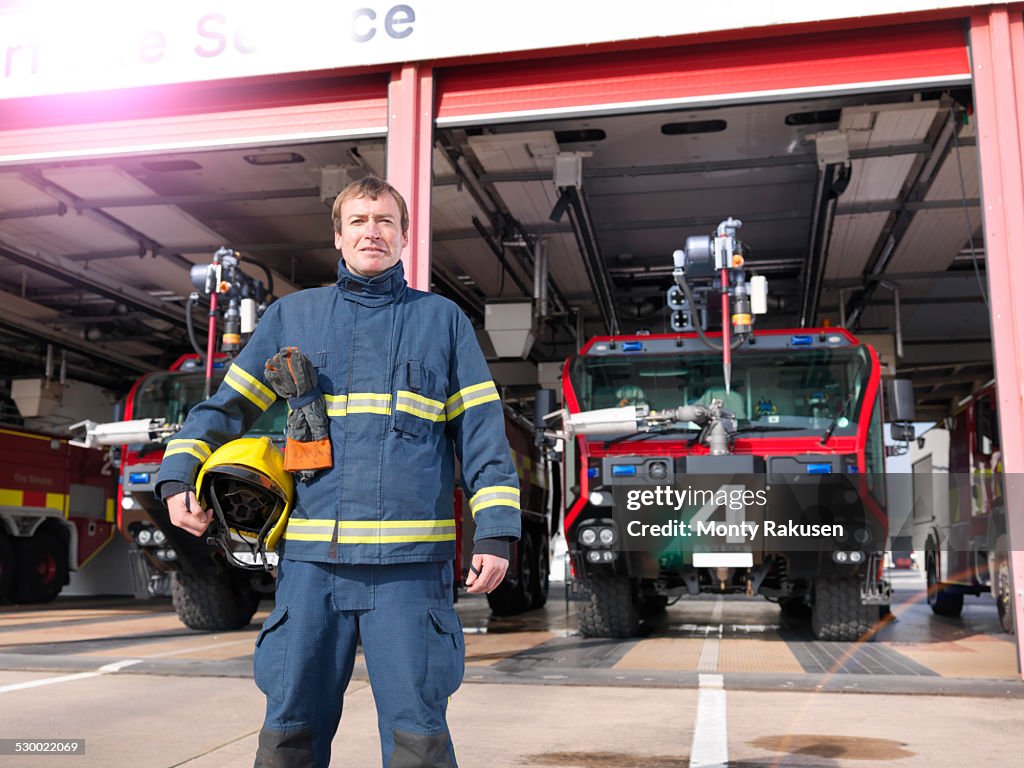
[394,360,446,438]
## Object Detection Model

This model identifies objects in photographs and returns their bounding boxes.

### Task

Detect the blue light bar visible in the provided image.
[587,467,599,478]
[847,464,860,474]
[129,472,151,484]
[611,465,637,477]
[790,335,813,346]
[806,463,832,474]
[621,341,644,352]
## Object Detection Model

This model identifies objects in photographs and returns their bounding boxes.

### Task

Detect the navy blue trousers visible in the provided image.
[252,559,464,768]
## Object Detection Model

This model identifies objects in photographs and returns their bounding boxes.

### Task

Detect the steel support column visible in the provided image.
[387,64,434,292]
[970,7,1024,677]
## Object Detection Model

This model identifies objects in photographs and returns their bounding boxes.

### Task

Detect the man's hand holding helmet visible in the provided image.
[167,490,213,537]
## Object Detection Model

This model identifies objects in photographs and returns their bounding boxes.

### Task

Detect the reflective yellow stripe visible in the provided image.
[399,391,445,409]
[469,485,520,505]
[469,485,520,517]
[165,439,213,462]
[346,393,392,415]
[287,518,456,529]
[285,533,456,543]
[446,381,500,420]
[396,390,447,422]
[225,364,276,411]
[106,498,115,523]
[471,498,521,515]
[324,393,349,416]
[283,518,456,543]
[45,493,67,514]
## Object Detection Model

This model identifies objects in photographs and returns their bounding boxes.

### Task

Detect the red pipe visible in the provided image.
[204,291,218,399]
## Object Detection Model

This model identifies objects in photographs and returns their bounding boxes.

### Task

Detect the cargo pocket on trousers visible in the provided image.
[426,606,465,701]
[253,606,289,704]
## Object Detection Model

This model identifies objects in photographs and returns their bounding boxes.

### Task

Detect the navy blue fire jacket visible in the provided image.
[156,260,521,564]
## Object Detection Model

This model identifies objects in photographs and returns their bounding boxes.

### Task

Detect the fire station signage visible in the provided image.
[1,0,986,100]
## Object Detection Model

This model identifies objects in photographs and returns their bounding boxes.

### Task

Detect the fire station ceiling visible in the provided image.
[0,87,988,419]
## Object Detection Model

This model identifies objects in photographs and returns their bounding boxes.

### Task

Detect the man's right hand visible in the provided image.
[167,490,213,537]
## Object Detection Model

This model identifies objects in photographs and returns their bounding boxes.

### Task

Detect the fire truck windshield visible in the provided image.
[570,345,872,437]
[131,371,287,439]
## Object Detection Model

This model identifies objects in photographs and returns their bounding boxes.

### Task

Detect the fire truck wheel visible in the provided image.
[993,538,1014,634]
[779,597,812,620]
[530,535,549,610]
[811,577,874,641]
[578,575,640,638]
[487,536,534,616]
[171,570,260,631]
[0,531,14,602]
[925,549,963,618]
[12,529,68,605]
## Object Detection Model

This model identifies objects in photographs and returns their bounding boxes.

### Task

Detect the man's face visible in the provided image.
[334,193,408,278]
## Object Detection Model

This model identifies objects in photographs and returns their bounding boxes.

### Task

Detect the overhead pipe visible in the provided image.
[845,109,961,328]
[799,162,847,327]
[533,238,549,319]
[555,186,620,335]
[470,216,532,297]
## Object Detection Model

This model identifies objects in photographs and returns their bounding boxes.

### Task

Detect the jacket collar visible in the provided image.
[336,259,407,305]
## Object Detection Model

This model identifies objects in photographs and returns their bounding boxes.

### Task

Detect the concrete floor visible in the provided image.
[0,568,1021,767]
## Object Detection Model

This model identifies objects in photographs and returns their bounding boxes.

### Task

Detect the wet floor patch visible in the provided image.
[524,751,690,767]
[750,734,914,761]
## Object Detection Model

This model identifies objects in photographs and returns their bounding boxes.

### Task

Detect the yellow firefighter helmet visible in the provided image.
[196,436,293,570]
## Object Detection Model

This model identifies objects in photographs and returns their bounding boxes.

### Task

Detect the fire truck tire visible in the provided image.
[578,575,640,638]
[811,577,873,641]
[925,549,963,618]
[12,530,68,604]
[779,597,812,619]
[530,535,549,609]
[639,594,668,617]
[171,570,260,631]
[0,531,15,602]
[487,536,534,616]
[993,538,1014,634]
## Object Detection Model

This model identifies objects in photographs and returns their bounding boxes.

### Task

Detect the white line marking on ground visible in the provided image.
[0,659,142,693]
[697,597,724,673]
[690,673,728,768]
[141,638,254,659]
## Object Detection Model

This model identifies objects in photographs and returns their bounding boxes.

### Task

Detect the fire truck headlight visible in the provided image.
[833,550,849,563]
[848,550,864,563]
[152,529,167,546]
[853,527,872,544]
[580,528,598,546]
[588,491,613,507]
[121,495,136,511]
[587,550,602,562]
[136,528,152,546]
[648,461,668,481]
[598,527,616,545]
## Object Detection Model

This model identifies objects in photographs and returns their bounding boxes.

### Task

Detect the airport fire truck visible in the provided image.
[0,426,117,604]
[911,382,1014,633]
[72,249,550,630]
[544,219,907,641]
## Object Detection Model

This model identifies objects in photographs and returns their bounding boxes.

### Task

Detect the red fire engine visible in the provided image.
[0,426,116,603]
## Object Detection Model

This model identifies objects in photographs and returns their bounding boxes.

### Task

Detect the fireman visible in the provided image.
[156,176,521,768]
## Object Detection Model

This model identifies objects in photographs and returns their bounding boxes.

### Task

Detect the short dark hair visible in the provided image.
[331,176,409,235]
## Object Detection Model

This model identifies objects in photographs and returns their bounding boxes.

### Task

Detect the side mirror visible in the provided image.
[886,379,916,422]
[890,422,916,442]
